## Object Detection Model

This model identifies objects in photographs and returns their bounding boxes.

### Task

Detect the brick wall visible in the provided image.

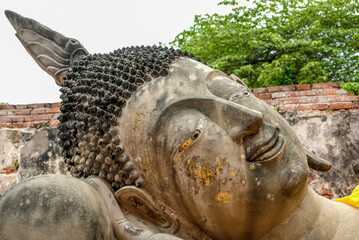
[0,103,60,129]
[0,83,358,129]
[253,82,359,115]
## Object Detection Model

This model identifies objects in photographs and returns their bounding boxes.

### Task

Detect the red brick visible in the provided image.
[25,115,53,122]
[338,95,359,102]
[0,105,13,110]
[312,82,340,89]
[272,92,286,98]
[316,95,359,103]
[0,165,17,174]
[336,90,348,95]
[297,105,312,111]
[12,109,31,115]
[347,93,355,96]
[267,86,282,92]
[332,82,340,88]
[49,120,60,127]
[25,122,37,128]
[318,111,331,115]
[279,105,297,111]
[296,84,311,90]
[298,97,315,104]
[281,85,296,91]
[45,107,61,113]
[330,102,359,110]
[310,97,321,103]
[287,90,320,97]
[322,89,347,95]
[11,117,25,123]
[28,103,51,108]
[278,98,300,105]
[14,104,28,109]
[0,123,10,128]
[0,116,25,123]
[10,123,27,128]
[312,104,328,110]
[31,108,46,114]
[255,94,272,100]
[263,99,279,106]
[252,88,267,94]
[286,91,297,97]
[323,89,337,95]
[51,102,61,108]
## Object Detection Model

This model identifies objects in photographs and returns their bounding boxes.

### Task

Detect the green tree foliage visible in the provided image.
[172,0,359,89]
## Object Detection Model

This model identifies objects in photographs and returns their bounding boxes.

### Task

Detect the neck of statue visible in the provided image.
[262,187,340,239]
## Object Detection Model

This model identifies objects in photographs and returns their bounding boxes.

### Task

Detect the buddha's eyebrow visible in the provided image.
[205,69,228,85]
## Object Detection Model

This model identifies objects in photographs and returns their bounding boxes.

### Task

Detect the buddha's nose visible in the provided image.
[224,103,263,144]
[199,98,263,144]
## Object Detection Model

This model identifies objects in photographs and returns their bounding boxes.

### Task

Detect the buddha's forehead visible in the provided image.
[122,57,215,119]
[169,57,213,82]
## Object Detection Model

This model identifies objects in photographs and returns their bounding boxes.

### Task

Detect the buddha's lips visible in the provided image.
[246,129,286,162]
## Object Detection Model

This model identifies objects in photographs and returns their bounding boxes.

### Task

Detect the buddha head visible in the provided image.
[6,10,332,240]
[57,47,313,239]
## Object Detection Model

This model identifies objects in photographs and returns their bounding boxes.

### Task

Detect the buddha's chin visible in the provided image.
[280,157,309,197]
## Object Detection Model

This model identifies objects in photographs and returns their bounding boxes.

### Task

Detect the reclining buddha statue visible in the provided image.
[1,10,358,240]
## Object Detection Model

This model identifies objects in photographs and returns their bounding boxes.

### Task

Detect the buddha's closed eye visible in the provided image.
[229,89,250,101]
[172,118,206,159]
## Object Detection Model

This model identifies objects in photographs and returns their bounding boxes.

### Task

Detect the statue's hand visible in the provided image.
[86,176,182,240]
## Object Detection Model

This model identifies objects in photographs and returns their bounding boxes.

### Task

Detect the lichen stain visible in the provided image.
[128,113,145,137]
[216,159,224,175]
[266,193,275,201]
[249,162,261,169]
[185,157,225,190]
[187,160,215,187]
[182,139,191,149]
[216,192,232,203]
[180,127,189,132]
[231,170,238,176]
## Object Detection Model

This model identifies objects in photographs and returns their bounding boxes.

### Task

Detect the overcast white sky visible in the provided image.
[0,0,236,104]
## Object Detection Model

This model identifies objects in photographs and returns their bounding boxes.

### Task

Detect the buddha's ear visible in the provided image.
[5,10,89,86]
[115,186,179,234]
[306,149,332,172]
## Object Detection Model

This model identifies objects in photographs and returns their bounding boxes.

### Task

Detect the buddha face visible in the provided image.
[119,57,309,239]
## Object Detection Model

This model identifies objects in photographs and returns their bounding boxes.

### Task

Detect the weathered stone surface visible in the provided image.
[0,127,69,195]
[281,111,359,199]
[0,128,22,170]
[0,174,114,240]
[18,127,68,181]
[0,174,17,195]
